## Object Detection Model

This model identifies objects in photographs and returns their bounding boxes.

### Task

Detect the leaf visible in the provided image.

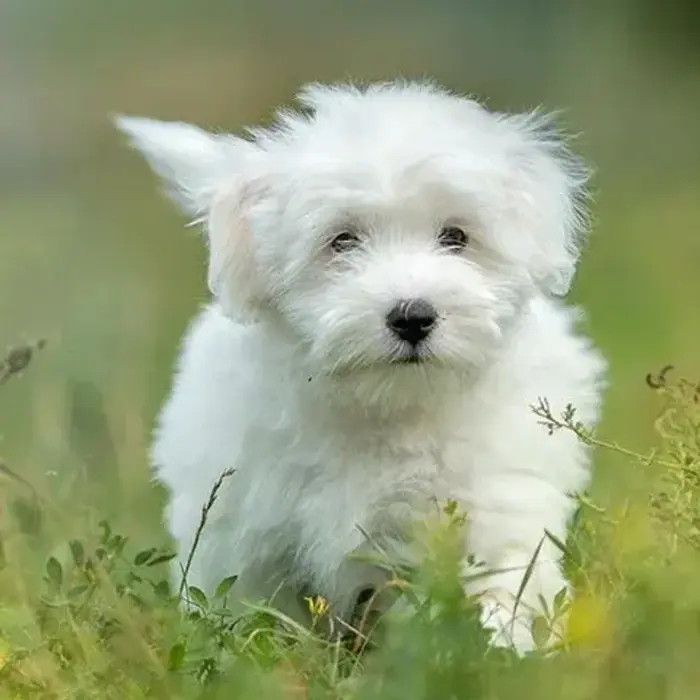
[168,642,186,671]
[69,540,85,567]
[128,592,147,609]
[187,586,208,609]
[147,552,177,567]
[553,587,569,616]
[197,657,217,683]
[98,520,112,544]
[214,575,238,600]
[68,584,90,598]
[46,557,63,587]
[134,548,156,566]
[10,498,43,536]
[512,537,545,622]
[531,615,551,648]
[443,499,458,517]
[110,534,128,555]
[544,529,570,559]
[153,579,171,600]
[10,498,43,535]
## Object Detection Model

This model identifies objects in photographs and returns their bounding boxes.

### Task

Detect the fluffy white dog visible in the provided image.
[117,81,606,652]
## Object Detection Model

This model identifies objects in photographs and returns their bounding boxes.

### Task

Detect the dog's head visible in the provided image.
[118,81,589,383]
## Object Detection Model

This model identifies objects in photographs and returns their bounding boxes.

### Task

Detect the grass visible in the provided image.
[1,127,698,700]
[1,26,698,695]
[0,338,699,699]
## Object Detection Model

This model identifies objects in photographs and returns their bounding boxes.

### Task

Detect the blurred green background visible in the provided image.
[0,0,698,541]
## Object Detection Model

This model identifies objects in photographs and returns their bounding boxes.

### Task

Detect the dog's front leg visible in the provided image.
[461,482,574,653]
[463,544,567,653]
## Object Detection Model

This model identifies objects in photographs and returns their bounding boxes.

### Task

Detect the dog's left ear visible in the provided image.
[115,116,265,320]
[503,111,591,296]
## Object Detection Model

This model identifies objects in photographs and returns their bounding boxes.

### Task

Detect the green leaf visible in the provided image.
[531,615,551,648]
[168,642,186,671]
[443,499,458,517]
[10,498,43,536]
[110,534,128,555]
[544,529,570,559]
[147,552,177,567]
[187,586,208,609]
[214,575,238,600]
[153,579,171,600]
[553,587,569,616]
[128,592,147,609]
[512,536,544,621]
[98,520,112,544]
[69,540,85,567]
[46,557,63,587]
[68,584,90,598]
[134,548,156,566]
[197,657,217,683]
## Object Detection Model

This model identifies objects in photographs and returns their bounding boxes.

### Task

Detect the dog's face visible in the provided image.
[118,82,588,385]
[254,152,532,377]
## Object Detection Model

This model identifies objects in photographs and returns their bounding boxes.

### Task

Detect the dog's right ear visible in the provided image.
[115,116,264,320]
[114,116,252,220]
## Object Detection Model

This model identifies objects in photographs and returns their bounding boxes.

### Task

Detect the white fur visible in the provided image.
[116,81,606,652]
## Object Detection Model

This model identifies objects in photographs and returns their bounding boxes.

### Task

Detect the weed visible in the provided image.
[1,347,699,699]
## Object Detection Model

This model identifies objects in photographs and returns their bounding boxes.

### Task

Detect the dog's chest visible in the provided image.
[276,433,454,561]
[234,396,471,579]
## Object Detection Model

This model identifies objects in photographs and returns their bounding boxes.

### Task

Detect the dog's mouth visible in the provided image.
[325,343,438,376]
[389,346,433,366]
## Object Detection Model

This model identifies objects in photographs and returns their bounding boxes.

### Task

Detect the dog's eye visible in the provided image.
[330,231,361,253]
[438,226,469,251]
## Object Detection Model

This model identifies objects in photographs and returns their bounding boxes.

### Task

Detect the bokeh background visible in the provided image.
[0,0,698,543]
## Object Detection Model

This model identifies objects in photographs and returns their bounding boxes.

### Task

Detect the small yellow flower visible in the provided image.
[304,595,329,619]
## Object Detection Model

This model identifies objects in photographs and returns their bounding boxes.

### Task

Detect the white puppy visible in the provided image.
[117,81,606,651]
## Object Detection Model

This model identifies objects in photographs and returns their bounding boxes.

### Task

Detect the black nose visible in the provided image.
[386,299,438,345]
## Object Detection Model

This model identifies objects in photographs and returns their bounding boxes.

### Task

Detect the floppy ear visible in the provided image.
[205,181,266,320]
[115,116,264,320]
[502,111,591,296]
